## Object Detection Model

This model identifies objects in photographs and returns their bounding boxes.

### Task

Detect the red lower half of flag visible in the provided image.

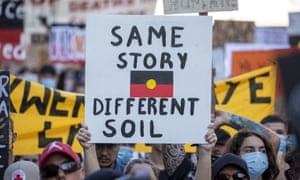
[130,84,173,97]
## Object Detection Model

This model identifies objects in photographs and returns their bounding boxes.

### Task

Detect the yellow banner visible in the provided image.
[11,65,276,154]
[10,76,84,155]
[215,65,276,121]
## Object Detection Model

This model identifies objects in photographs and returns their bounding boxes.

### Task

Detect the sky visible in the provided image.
[155,0,300,27]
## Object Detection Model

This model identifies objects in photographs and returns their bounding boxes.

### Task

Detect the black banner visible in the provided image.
[0,71,10,178]
[0,0,24,28]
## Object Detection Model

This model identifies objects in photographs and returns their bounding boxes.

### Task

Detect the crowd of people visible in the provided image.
[2,64,300,180]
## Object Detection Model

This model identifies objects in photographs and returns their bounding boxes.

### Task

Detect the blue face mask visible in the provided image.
[40,78,56,88]
[241,152,269,178]
[117,146,134,166]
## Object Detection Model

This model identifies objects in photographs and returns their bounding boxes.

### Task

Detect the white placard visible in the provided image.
[85,15,212,144]
[163,0,238,14]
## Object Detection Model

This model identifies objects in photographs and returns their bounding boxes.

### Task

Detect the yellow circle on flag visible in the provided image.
[146,79,156,89]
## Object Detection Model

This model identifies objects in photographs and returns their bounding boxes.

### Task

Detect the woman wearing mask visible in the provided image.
[225,130,279,180]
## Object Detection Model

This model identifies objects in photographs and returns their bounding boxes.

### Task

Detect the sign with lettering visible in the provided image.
[0,29,25,62]
[163,0,238,14]
[216,65,276,121]
[0,71,10,178]
[85,15,213,144]
[49,24,85,63]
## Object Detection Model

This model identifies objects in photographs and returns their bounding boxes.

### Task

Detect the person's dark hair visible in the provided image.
[123,158,159,178]
[225,130,279,180]
[261,114,288,132]
[285,149,300,168]
[39,64,56,75]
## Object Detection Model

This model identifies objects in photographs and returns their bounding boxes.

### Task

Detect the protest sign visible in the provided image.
[215,65,276,122]
[85,15,213,144]
[0,71,10,178]
[10,76,84,155]
[163,0,238,14]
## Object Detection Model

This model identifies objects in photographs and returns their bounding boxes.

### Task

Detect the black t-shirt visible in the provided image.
[158,158,192,180]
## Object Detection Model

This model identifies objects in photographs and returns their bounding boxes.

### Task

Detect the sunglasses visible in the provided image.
[216,172,248,180]
[41,161,81,178]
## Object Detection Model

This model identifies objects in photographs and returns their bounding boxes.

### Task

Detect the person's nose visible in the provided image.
[56,168,66,179]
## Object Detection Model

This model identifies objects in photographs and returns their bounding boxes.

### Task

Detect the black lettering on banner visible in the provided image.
[20,81,51,115]
[38,121,61,147]
[114,98,123,115]
[121,119,135,137]
[67,124,80,145]
[72,95,84,117]
[249,72,271,103]
[103,119,116,137]
[221,81,240,104]
[160,52,173,69]
[140,120,144,137]
[49,91,67,116]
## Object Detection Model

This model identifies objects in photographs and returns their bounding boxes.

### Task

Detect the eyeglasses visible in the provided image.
[216,172,248,180]
[40,161,81,178]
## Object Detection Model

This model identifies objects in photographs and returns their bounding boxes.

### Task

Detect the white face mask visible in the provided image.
[241,152,269,178]
[40,78,56,88]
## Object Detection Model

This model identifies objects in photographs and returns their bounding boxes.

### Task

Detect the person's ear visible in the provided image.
[12,132,17,143]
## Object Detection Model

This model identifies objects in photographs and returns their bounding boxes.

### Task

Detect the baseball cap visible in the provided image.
[39,141,80,169]
[212,153,249,180]
[3,160,40,180]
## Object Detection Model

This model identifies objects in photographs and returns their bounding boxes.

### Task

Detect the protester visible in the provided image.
[38,64,58,88]
[260,114,290,180]
[39,141,84,180]
[285,149,300,180]
[85,168,122,180]
[212,153,250,180]
[3,160,40,180]
[77,123,217,179]
[225,130,279,180]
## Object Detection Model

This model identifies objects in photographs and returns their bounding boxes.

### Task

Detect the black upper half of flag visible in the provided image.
[131,71,173,84]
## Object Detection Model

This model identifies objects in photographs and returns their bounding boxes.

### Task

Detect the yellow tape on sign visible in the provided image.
[10,76,84,155]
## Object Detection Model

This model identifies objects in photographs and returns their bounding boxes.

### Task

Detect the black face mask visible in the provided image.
[212,155,219,164]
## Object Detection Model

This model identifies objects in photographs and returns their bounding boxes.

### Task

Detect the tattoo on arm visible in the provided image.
[162,144,185,176]
[230,114,272,139]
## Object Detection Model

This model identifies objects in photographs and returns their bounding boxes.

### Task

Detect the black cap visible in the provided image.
[39,64,56,75]
[85,169,122,180]
[212,153,249,180]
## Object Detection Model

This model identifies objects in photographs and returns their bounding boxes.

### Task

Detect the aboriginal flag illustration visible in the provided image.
[130,71,173,97]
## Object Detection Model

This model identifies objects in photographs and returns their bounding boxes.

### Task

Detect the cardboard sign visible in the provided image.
[163,0,238,14]
[85,15,212,144]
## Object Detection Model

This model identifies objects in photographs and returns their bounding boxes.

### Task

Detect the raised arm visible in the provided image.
[194,124,217,180]
[77,123,100,175]
[213,110,280,151]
